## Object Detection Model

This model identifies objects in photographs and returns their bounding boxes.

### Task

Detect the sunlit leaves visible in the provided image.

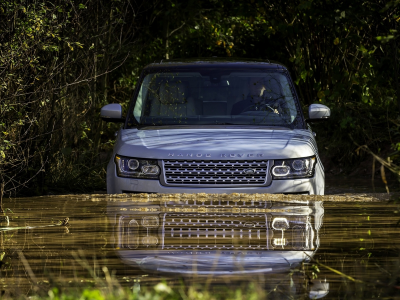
[376,35,395,43]
[334,37,340,45]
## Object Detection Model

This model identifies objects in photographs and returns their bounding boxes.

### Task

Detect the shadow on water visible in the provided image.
[0,192,399,299]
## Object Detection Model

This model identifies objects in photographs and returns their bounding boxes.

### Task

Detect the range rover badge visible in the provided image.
[243,169,256,175]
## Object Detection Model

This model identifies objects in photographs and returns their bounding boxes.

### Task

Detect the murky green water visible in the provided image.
[0,192,399,299]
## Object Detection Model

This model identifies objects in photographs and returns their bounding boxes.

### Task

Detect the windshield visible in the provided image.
[130,68,303,128]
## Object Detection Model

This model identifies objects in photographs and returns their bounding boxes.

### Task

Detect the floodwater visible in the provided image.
[0,189,400,299]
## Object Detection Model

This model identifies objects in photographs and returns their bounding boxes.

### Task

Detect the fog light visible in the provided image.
[141,165,160,175]
[273,238,287,246]
[142,236,158,245]
[272,165,290,176]
[142,216,159,228]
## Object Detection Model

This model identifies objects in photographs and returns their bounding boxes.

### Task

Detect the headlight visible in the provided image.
[270,215,314,250]
[272,217,289,230]
[271,156,316,179]
[115,155,160,179]
[119,215,159,249]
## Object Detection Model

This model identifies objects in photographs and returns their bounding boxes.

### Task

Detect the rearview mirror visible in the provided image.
[306,104,330,123]
[101,104,125,123]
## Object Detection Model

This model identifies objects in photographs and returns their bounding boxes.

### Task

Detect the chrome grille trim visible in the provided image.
[161,159,270,187]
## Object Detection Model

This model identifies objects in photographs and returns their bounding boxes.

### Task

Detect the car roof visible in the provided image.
[143,57,288,71]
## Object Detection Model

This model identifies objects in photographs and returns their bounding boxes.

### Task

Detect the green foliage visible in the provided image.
[0,0,139,195]
[27,283,263,300]
[0,0,399,195]
[134,0,400,173]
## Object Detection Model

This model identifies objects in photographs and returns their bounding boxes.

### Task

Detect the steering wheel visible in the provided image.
[240,103,275,114]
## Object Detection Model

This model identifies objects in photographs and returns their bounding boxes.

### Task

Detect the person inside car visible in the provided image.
[231,77,287,116]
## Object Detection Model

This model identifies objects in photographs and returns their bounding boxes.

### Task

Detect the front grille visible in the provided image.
[161,213,269,250]
[163,160,268,186]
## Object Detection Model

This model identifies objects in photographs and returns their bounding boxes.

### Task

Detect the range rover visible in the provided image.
[101,58,330,194]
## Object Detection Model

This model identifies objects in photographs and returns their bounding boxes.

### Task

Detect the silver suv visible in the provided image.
[101,59,330,194]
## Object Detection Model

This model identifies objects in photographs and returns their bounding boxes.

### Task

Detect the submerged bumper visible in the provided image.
[117,249,314,276]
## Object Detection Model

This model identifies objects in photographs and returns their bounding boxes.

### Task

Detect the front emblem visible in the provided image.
[243,169,256,175]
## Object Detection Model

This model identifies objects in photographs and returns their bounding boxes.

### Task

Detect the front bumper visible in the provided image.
[107,159,325,195]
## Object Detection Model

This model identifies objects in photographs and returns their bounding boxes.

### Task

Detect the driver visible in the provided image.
[231,77,279,115]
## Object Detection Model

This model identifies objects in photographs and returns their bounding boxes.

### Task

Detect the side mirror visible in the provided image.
[306,104,330,123]
[101,104,125,123]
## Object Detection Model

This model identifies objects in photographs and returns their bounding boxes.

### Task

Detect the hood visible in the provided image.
[115,127,318,160]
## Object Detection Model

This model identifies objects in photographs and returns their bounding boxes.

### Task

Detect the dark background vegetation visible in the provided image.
[0,0,399,196]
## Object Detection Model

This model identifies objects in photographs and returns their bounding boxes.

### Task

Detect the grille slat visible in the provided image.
[162,213,268,250]
[163,160,268,186]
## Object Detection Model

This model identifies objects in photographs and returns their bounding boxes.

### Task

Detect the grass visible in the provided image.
[27,283,264,300]
[1,249,269,300]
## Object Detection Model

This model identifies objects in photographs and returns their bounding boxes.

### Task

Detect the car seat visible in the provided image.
[149,81,196,117]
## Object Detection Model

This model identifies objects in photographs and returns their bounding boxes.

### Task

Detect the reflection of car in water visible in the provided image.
[108,196,329,298]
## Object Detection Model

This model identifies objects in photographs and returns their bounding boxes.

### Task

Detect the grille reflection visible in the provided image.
[162,213,268,250]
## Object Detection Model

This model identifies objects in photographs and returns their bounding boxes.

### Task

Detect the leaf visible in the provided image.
[334,37,340,45]
[67,42,74,51]
[317,90,325,99]
[301,70,307,81]
[154,283,172,294]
